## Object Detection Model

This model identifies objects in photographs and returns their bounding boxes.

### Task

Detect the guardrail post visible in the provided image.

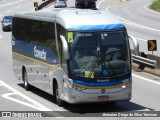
[138,52,147,70]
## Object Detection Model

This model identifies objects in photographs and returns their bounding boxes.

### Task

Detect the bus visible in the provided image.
[12,8,132,106]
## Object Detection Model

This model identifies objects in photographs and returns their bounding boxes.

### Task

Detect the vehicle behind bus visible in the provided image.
[75,0,97,9]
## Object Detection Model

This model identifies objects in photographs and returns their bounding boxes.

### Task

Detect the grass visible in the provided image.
[150,0,160,12]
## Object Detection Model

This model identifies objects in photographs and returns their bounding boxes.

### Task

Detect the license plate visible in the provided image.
[98,96,109,101]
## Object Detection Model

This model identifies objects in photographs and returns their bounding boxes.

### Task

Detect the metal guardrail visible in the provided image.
[132,54,157,68]
[129,35,157,69]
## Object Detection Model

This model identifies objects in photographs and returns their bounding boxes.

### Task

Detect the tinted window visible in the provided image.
[13,18,59,64]
[12,18,26,40]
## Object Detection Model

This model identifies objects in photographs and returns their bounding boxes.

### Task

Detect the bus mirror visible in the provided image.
[60,35,69,59]
[128,35,139,56]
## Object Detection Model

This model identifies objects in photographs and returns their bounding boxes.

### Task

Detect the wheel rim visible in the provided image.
[24,79,27,87]
[24,71,28,88]
[56,86,59,100]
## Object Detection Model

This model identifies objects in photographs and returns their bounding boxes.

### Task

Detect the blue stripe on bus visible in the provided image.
[73,77,131,87]
[12,39,59,64]
[68,24,124,31]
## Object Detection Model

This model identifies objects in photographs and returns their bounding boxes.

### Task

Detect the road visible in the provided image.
[99,0,160,56]
[0,0,160,119]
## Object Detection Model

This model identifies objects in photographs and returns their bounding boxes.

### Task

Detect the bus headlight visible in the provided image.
[67,79,73,88]
[120,78,132,88]
[74,86,86,92]
[121,85,126,89]
[120,83,131,89]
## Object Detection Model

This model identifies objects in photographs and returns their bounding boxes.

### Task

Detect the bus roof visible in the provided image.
[14,8,124,31]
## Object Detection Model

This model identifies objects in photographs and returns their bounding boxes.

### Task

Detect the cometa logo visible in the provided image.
[34,46,46,60]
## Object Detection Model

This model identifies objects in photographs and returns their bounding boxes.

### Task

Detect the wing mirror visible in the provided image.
[60,35,69,59]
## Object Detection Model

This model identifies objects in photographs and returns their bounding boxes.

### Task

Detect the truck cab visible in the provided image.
[75,0,97,9]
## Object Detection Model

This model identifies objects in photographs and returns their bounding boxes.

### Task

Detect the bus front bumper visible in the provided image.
[65,86,132,104]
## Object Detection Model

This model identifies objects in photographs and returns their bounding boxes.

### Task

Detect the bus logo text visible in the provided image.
[34,46,46,60]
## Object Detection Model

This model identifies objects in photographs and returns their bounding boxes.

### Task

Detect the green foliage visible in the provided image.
[150,0,160,11]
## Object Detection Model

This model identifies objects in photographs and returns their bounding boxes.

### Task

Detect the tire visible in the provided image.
[23,69,30,91]
[55,83,64,107]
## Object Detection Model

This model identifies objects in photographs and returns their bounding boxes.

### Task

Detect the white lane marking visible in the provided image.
[0,0,24,8]
[136,38,147,42]
[106,6,160,32]
[132,74,160,85]
[144,3,160,15]
[97,0,105,8]
[2,93,46,111]
[116,15,160,32]
[0,79,52,111]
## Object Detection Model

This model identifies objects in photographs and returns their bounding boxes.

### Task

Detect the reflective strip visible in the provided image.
[12,52,61,70]
[68,24,124,30]
[73,81,131,89]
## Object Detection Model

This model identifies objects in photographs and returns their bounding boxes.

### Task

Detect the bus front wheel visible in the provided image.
[55,83,64,107]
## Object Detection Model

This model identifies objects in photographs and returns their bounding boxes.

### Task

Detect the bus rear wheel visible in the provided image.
[55,83,64,107]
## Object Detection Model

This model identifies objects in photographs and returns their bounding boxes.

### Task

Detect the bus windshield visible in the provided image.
[69,30,130,78]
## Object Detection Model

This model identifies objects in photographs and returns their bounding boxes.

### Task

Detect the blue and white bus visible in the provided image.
[12,8,132,106]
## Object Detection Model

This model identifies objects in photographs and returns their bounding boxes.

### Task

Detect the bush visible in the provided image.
[150,0,160,12]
